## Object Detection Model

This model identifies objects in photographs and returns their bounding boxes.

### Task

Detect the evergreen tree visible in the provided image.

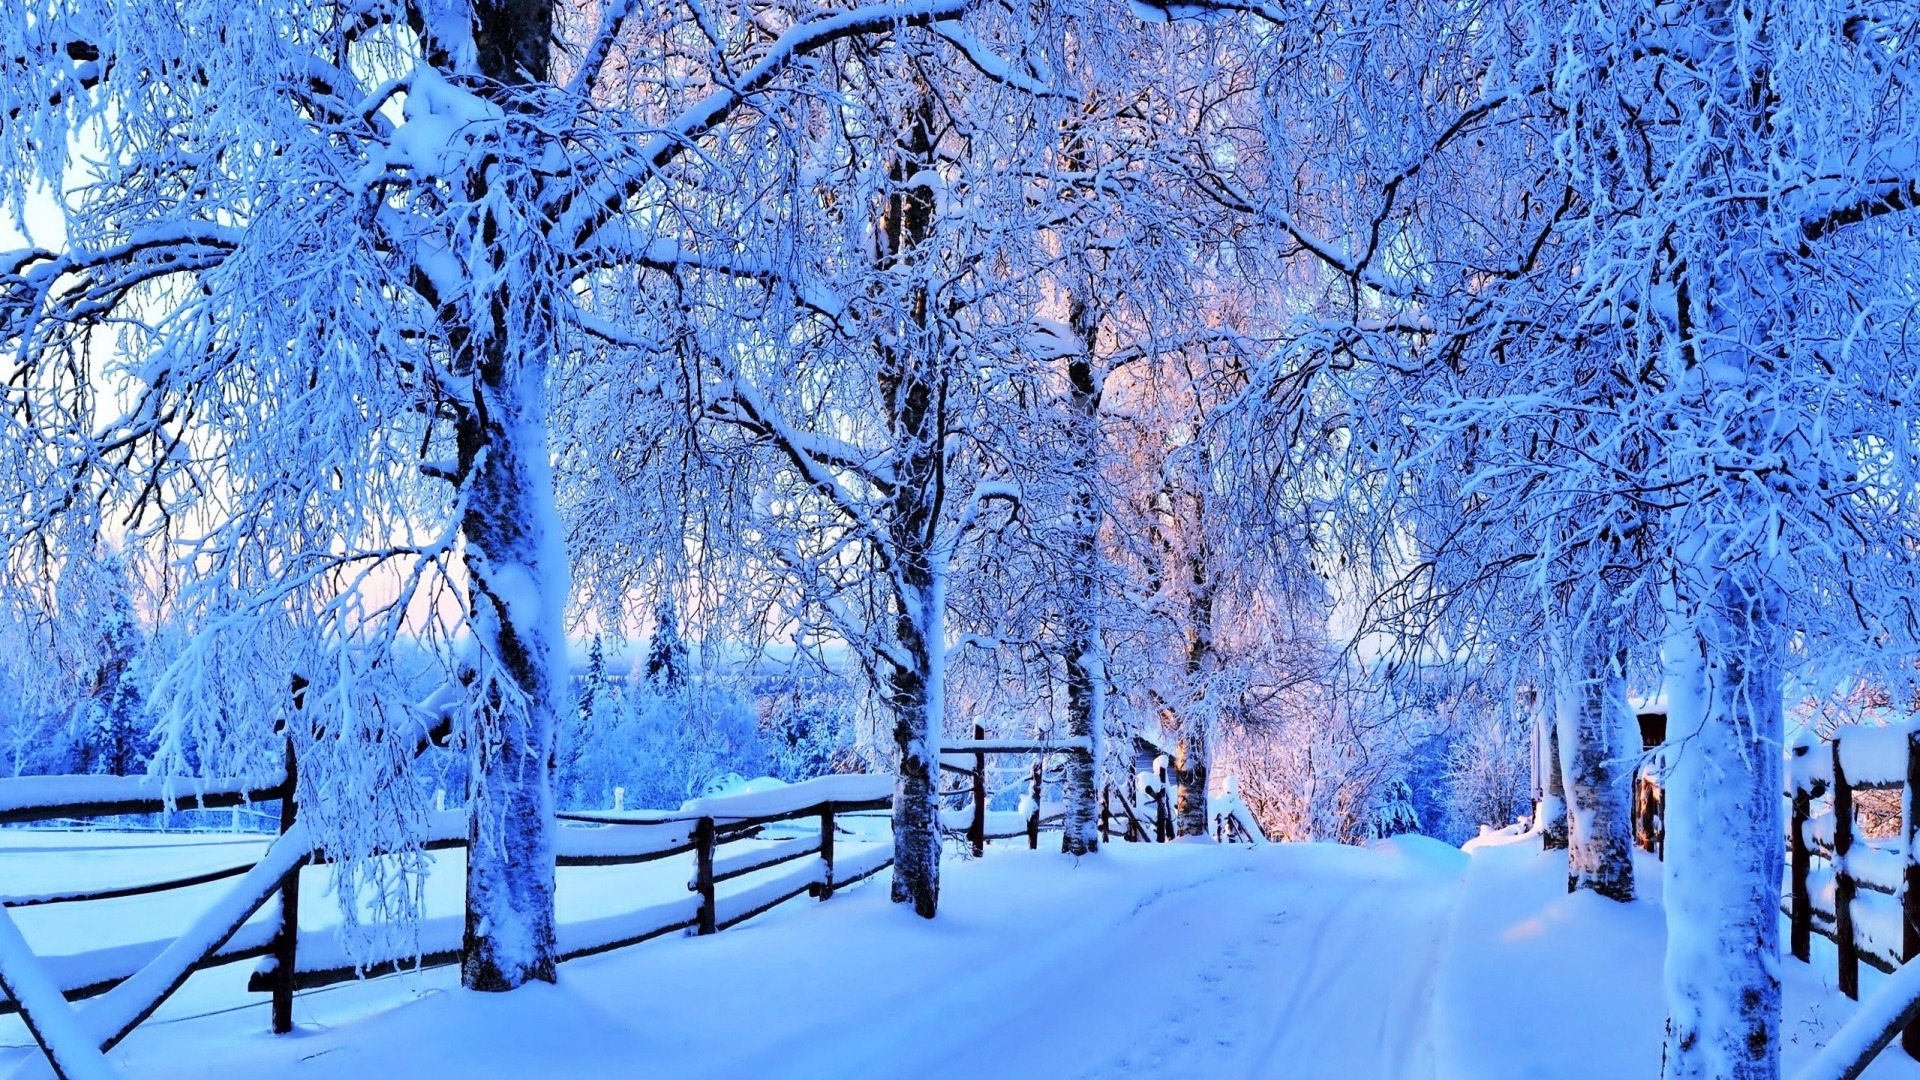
[68,549,150,777]
[579,635,607,728]
[643,600,689,699]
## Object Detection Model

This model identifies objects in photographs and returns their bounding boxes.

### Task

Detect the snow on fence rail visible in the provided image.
[1782,727,1920,996]
[0,762,896,1080]
[0,774,288,826]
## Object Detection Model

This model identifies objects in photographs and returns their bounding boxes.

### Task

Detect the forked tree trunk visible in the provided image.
[1552,618,1636,901]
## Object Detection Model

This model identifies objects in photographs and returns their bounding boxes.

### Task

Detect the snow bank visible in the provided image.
[1432,837,1668,1080]
[0,921,277,1008]
[1793,957,1920,1080]
[0,908,115,1080]
[558,896,701,959]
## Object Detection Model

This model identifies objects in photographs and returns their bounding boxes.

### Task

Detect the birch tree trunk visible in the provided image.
[1173,458,1214,838]
[1551,618,1636,901]
[1657,2,1792,1070]
[457,0,562,991]
[886,576,943,918]
[880,81,945,918]
[1060,296,1104,856]
[458,327,564,990]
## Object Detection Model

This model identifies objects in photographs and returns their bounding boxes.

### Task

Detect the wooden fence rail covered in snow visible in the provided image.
[1625,722,1920,1076]
[1640,723,1920,1069]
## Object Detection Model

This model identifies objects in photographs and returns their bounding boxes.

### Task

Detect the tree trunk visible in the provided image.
[878,79,944,918]
[1172,446,1214,838]
[1661,562,1783,1080]
[1552,618,1636,901]
[1535,686,1569,850]
[456,0,562,991]
[458,331,564,990]
[1172,730,1210,838]
[887,578,943,918]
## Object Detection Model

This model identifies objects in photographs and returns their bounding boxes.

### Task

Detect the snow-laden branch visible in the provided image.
[589,232,848,317]
[929,23,1066,98]
[565,0,642,100]
[1129,0,1287,27]
[953,479,1021,539]
[713,377,901,521]
[558,0,970,250]
[1802,176,1920,243]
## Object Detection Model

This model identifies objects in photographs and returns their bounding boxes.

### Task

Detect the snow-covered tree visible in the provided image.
[1,0,972,987]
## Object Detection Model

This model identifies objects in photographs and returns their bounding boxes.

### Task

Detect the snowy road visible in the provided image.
[2,839,1469,1080]
[823,841,1464,1080]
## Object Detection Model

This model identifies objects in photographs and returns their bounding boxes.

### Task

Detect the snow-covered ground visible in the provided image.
[3,829,1916,1079]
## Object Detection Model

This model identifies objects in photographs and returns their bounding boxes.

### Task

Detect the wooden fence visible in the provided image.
[937,725,1086,853]
[0,763,894,1080]
[1783,724,1920,1057]
[0,720,1129,1079]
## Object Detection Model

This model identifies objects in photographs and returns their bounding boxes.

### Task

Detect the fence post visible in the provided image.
[970,723,987,858]
[817,803,836,902]
[1099,784,1111,845]
[694,816,717,935]
[1904,730,1920,1060]
[1027,760,1042,850]
[1835,737,1859,1000]
[1790,766,1812,963]
[271,728,302,1034]
[1153,758,1171,842]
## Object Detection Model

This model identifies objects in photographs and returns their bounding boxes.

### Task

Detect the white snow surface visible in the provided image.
[2,829,1917,1079]
[676,773,893,818]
